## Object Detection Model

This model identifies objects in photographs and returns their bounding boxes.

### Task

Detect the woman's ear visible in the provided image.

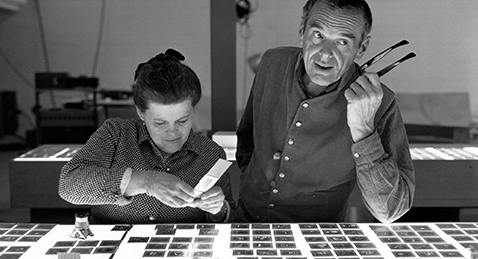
[136,107,144,121]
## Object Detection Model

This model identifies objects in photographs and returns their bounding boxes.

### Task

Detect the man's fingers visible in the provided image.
[362,72,380,88]
[345,83,365,103]
[345,73,383,103]
[359,73,383,97]
[344,88,356,103]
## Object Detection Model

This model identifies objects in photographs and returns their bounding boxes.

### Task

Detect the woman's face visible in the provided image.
[137,99,194,154]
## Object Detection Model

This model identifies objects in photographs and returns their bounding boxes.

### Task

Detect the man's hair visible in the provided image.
[133,49,201,113]
[301,0,372,43]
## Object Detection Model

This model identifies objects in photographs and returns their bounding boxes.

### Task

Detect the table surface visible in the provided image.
[1,222,477,258]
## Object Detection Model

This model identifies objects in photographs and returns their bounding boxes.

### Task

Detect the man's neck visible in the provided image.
[301,72,339,97]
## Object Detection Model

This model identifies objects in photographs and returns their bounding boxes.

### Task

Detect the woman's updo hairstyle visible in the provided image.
[133,49,202,113]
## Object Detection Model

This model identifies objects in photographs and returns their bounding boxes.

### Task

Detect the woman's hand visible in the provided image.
[190,186,225,215]
[146,172,196,208]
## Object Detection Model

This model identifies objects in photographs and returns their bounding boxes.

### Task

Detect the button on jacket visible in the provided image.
[236,46,415,223]
[59,118,235,224]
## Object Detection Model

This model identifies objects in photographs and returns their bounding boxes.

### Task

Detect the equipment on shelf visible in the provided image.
[33,72,99,144]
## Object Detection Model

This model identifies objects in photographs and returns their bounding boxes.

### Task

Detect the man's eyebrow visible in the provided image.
[340,32,356,40]
[308,20,322,29]
[308,20,357,40]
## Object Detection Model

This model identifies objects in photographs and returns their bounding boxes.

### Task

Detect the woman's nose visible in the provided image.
[166,124,180,135]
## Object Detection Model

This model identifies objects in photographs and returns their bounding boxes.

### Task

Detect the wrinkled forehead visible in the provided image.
[306,2,366,41]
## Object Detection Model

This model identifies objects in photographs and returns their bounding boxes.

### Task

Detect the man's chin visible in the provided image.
[311,76,335,87]
[310,69,336,83]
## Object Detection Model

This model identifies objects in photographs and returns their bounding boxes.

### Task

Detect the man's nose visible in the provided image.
[318,41,334,60]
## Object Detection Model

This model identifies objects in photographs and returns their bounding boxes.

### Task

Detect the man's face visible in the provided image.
[137,99,194,154]
[300,1,370,87]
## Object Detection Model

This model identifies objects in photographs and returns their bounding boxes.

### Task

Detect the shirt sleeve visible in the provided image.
[351,100,415,223]
[58,119,133,206]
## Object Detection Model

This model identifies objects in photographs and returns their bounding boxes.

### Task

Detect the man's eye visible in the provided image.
[337,40,348,46]
[155,122,166,127]
[177,120,188,125]
[313,32,323,39]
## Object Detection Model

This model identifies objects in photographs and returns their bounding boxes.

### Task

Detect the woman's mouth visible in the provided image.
[166,138,181,143]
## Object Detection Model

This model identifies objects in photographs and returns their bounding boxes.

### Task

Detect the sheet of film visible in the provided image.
[193,158,232,197]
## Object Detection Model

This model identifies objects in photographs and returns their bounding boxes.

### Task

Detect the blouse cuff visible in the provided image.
[108,167,133,206]
[120,167,133,195]
[210,201,231,223]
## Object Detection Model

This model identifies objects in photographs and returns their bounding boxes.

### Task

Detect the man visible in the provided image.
[236,0,415,223]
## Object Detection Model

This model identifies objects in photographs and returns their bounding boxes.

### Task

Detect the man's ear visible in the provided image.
[299,21,305,45]
[355,35,371,60]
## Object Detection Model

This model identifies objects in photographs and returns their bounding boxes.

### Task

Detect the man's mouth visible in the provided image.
[314,62,333,71]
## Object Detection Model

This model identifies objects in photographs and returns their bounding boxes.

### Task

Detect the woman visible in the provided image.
[59,49,234,224]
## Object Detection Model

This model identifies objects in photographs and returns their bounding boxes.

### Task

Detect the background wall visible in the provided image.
[0,0,211,137]
[2,0,478,139]
[236,0,478,126]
